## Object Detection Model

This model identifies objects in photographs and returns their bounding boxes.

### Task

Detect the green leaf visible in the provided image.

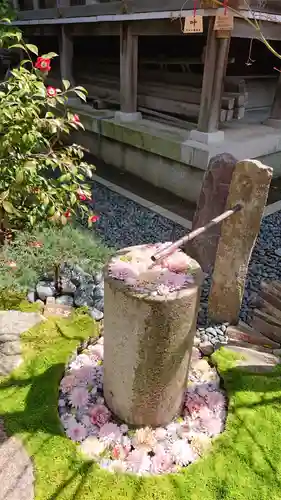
[48,206,55,216]
[61,215,67,226]
[2,200,14,213]
[62,79,70,91]
[15,170,24,184]
[70,192,77,205]
[41,52,57,59]
[24,160,36,170]
[28,215,34,226]
[10,43,26,52]
[74,90,86,102]
[25,43,38,55]
[75,86,87,94]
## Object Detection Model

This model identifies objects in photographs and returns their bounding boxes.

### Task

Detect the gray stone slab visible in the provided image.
[224,345,280,373]
[0,312,42,337]
[0,312,42,377]
[0,421,34,500]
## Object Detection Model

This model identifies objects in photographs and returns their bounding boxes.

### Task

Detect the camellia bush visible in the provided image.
[0,24,98,241]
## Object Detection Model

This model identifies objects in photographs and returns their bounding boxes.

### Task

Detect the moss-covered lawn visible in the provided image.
[0,312,281,500]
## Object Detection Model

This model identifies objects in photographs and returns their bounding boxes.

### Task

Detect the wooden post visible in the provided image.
[11,0,19,9]
[120,22,138,114]
[208,36,230,132]
[197,17,217,132]
[59,25,74,85]
[32,0,39,9]
[197,18,231,133]
[269,72,281,120]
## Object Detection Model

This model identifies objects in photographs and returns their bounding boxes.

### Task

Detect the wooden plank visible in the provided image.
[120,22,138,113]
[198,17,217,132]
[252,315,281,344]
[259,297,281,322]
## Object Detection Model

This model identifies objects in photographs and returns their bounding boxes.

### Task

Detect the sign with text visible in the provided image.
[184,15,204,33]
[214,13,234,31]
[44,304,73,318]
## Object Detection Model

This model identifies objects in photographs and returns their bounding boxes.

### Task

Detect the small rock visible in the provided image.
[35,299,44,309]
[275,248,281,257]
[94,298,104,313]
[27,291,36,303]
[199,341,214,356]
[206,327,217,336]
[93,284,104,302]
[201,334,208,342]
[93,271,104,285]
[273,349,281,356]
[56,295,74,306]
[36,281,56,301]
[60,279,76,295]
[74,284,96,308]
[90,308,104,321]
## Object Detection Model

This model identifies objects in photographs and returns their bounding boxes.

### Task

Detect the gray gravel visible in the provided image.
[92,181,281,346]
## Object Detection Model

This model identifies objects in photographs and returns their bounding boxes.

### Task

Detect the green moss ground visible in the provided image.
[0,314,281,500]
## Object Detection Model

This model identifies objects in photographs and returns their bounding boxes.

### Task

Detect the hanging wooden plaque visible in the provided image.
[184,15,204,33]
[214,13,234,31]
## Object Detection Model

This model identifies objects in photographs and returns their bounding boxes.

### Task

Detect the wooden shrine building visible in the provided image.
[8,0,281,202]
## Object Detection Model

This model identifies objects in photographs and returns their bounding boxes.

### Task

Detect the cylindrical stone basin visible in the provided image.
[103,244,204,427]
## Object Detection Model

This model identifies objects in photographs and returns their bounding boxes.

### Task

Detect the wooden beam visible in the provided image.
[120,22,138,113]
[197,17,217,132]
[59,25,74,84]
[269,73,281,120]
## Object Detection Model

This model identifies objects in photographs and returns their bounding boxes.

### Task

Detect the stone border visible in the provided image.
[94,174,280,229]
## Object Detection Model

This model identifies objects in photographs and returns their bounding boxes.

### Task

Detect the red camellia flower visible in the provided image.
[77,189,92,202]
[65,209,71,218]
[88,215,99,223]
[34,56,51,72]
[46,86,57,98]
[28,241,43,248]
[72,114,80,124]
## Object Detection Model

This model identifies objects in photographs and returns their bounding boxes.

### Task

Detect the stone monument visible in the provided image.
[208,159,273,324]
[103,244,204,427]
[187,153,237,273]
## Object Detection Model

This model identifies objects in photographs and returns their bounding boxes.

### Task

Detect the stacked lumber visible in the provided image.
[71,56,278,125]
[251,281,281,345]
[75,68,247,123]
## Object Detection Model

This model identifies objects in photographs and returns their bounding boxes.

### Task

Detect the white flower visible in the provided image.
[127,449,151,475]
[171,440,195,466]
[155,428,167,441]
[132,427,157,453]
[80,436,105,459]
